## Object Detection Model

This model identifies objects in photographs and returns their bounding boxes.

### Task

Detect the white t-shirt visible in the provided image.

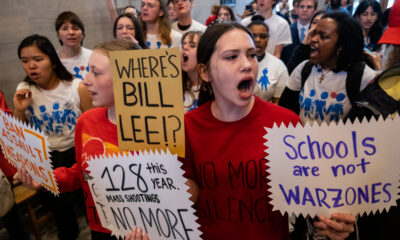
[146,29,182,49]
[286,60,377,124]
[241,14,292,55]
[254,53,289,101]
[17,79,82,151]
[172,19,206,35]
[58,47,92,80]
[183,85,200,113]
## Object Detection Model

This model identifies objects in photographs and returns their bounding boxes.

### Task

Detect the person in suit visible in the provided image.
[281,0,317,65]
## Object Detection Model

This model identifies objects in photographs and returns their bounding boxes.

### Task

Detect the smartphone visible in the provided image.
[245,4,254,14]
[364,47,376,57]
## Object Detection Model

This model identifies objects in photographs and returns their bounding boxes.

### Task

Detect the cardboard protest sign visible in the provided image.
[265,117,400,217]
[110,48,185,157]
[86,150,201,239]
[0,109,58,195]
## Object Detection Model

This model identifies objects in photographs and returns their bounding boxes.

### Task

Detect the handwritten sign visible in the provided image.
[110,48,185,157]
[0,109,58,195]
[265,117,400,217]
[86,150,201,239]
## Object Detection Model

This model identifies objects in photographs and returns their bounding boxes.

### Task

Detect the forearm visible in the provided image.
[53,163,82,193]
[13,110,27,123]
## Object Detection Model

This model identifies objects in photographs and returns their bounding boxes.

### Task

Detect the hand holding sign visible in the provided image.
[13,165,42,190]
[0,109,58,195]
[125,227,149,240]
[314,213,356,239]
[86,149,201,240]
[265,116,400,217]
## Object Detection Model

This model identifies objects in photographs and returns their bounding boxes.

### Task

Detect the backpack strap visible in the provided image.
[346,61,366,104]
[300,61,314,88]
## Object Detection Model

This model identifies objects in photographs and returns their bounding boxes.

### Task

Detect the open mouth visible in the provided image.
[89,90,97,97]
[310,46,318,57]
[182,54,189,63]
[237,78,253,99]
[30,72,39,79]
[238,79,251,93]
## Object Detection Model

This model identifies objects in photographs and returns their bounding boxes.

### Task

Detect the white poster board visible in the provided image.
[0,109,58,195]
[87,150,201,239]
[265,117,400,217]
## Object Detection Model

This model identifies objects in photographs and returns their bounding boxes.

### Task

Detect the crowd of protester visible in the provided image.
[1,0,399,239]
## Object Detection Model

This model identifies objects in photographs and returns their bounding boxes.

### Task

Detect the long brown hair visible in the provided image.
[181,31,203,97]
[141,0,172,46]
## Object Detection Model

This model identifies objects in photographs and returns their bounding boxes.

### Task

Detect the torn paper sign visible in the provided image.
[0,109,58,195]
[265,117,400,217]
[87,149,201,240]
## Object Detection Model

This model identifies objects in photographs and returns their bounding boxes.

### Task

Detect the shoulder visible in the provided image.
[78,107,107,124]
[287,60,310,90]
[184,101,211,123]
[360,64,377,89]
[254,96,300,123]
[171,29,182,38]
[191,20,206,31]
[270,14,289,26]
[240,16,252,26]
[266,53,286,66]
[269,54,289,75]
[81,47,92,57]
[362,64,377,81]
[171,21,180,32]
[291,60,309,77]
[81,47,92,53]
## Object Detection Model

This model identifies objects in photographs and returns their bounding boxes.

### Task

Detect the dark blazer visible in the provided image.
[281,22,301,65]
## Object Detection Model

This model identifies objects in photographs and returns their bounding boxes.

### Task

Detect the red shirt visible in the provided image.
[184,96,300,239]
[54,107,125,233]
[0,92,17,182]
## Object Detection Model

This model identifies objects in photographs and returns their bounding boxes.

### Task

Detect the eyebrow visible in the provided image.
[221,47,256,54]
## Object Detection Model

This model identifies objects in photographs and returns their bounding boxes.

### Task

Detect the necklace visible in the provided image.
[317,65,331,83]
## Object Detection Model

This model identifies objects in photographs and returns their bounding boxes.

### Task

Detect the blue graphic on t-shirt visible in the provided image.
[188,99,198,112]
[299,89,347,122]
[73,65,89,80]
[314,91,328,120]
[258,68,270,91]
[73,67,83,80]
[146,41,151,48]
[183,95,198,112]
[156,41,162,49]
[326,93,345,122]
[300,89,314,119]
[28,103,78,135]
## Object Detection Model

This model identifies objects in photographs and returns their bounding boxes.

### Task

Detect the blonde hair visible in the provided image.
[93,39,141,57]
[141,0,172,45]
